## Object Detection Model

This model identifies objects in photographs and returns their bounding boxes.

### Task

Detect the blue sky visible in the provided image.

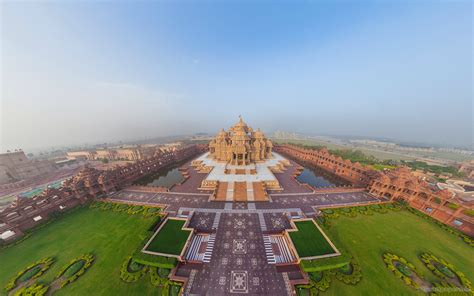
[1,1,472,151]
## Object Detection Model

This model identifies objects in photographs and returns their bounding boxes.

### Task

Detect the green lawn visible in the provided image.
[289,220,336,258]
[322,210,474,295]
[145,219,190,255]
[0,207,163,295]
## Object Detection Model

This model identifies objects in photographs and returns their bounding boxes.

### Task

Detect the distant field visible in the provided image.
[145,219,190,255]
[289,220,336,258]
[0,207,162,295]
[273,138,473,164]
[408,151,473,162]
[273,138,414,161]
[272,139,347,150]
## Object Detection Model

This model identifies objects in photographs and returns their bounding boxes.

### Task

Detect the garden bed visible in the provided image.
[143,219,191,256]
[289,220,339,258]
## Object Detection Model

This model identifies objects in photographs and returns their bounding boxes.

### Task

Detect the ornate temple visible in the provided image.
[209,117,273,165]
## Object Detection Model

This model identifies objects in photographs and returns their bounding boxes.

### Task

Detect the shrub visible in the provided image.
[128,205,144,215]
[143,207,162,217]
[55,253,95,288]
[113,203,131,212]
[296,286,311,296]
[420,253,473,291]
[334,261,362,285]
[396,263,412,277]
[12,283,49,296]
[338,264,352,275]
[382,253,421,290]
[4,257,54,292]
[301,253,351,272]
[63,261,85,278]
[158,268,171,278]
[463,209,474,217]
[150,267,167,286]
[314,271,331,291]
[169,283,182,296]
[308,272,322,282]
[446,203,460,210]
[17,266,43,283]
[120,256,148,283]
[129,260,144,272]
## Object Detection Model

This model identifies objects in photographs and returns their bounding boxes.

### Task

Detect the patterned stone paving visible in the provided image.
[188,212,216,232]
[108,156,388,295]
[263,213,292,232]
[186,213,288,295]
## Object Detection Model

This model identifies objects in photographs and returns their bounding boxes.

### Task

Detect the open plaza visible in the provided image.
[0,118,472,296]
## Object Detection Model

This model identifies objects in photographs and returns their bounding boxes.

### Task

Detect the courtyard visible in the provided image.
[1,146,472,296]
[1,195,473,295]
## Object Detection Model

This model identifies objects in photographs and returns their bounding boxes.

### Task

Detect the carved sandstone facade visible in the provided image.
[368,167,474,236]
[209,117,272,165]
[0,151,56,185]
[274,144,377,186]
[0,145,206,242]
[276,144,474,236]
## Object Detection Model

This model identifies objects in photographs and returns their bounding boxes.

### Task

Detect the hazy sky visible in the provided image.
[1,1,472,152]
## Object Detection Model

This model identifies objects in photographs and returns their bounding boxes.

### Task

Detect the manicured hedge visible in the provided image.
[320,202,401,222]
[12,282,49,296]
[17,266,42,283]
[300,253,351,272]
[120,256,148,283]
[4,257,54,292]
[299,257,362,293]
[169,283,182,296]
[55,253,95,288]
[334,261,362,285]
[314,271,332,291]
[420,253,473,291]
[382,253,421,290]
[150,267,168,286]
[464,209,474,217]
[90,201,163,218]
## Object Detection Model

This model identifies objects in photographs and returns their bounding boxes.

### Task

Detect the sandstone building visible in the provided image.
[209,117,272,165]
[67,146,158,161]
[0,151,55,185]
[0,145,205,241]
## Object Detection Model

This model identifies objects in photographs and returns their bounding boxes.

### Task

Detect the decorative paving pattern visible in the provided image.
[112,155,385,296]
[264,212,292,232]
[230,271,248,293]
[184,213,288,295]
[188,211,216,232]
[232,239,247,254]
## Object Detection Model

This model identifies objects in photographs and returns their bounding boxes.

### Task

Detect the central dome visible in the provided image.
[209,117,273,165]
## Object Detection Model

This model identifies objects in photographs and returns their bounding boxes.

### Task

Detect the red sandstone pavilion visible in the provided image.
[0,118,473,243]
[0,145,206,241]
[275,145,474,236]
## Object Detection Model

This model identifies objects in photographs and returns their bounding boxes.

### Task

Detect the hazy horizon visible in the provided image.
[1,1,473,152]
